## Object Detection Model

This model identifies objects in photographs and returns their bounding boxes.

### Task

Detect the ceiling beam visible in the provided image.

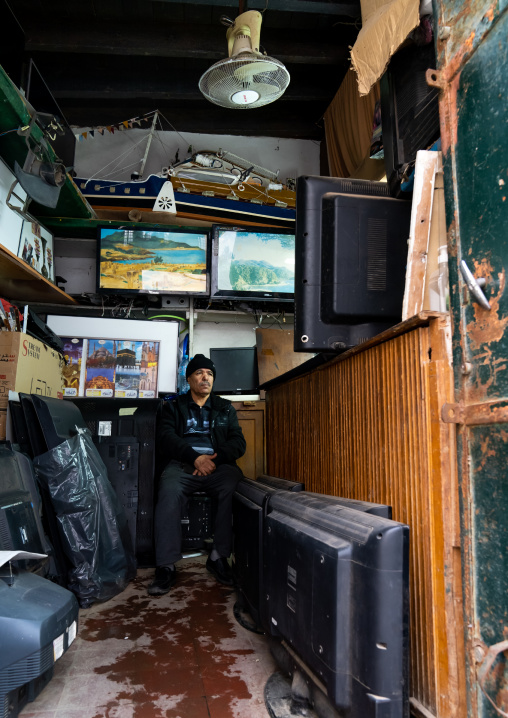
[33,55,345,103]
[151,0,361,15]
[23,20,350,65]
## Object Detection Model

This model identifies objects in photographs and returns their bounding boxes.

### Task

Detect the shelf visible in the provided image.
[0,244,77,304]
[0,66,93,222]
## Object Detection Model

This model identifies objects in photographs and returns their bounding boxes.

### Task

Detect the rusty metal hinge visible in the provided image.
[442,399,508,425]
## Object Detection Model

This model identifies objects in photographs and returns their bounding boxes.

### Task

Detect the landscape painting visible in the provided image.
[98,228,208,294]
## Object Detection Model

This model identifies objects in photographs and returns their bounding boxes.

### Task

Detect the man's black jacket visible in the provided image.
[158,392,246,468]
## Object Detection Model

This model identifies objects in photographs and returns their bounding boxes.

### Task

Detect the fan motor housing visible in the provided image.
[227,11,262,56]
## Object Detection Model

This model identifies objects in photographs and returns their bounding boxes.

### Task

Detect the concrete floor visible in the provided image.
[20,557,277,718]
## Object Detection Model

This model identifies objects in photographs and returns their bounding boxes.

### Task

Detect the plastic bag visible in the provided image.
[34,427,136,607]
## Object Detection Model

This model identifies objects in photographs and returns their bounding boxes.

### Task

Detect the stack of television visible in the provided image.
[0,442,79,717]
[232,476,409,718]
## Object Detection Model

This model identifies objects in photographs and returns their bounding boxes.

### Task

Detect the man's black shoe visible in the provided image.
[206,556,234,586]
[148,566,176,595]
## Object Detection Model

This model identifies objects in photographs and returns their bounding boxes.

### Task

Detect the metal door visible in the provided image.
[435,1,508,715]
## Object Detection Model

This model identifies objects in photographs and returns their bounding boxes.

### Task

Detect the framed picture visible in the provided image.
[18,219,55,282]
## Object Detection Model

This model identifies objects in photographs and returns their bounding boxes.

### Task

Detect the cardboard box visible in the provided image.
[0,332,64,436]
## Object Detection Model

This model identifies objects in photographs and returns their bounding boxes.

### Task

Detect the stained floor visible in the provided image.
[20,556,277,718]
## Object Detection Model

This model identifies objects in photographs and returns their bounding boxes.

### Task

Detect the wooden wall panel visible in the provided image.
[265,317,465,718]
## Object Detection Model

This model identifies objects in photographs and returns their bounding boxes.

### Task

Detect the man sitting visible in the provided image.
[148,354,246,595]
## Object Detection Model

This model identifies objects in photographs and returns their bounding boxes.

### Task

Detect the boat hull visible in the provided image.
[73,175,295,229]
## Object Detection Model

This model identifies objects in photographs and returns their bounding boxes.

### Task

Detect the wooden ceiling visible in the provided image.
[8,0,361,140]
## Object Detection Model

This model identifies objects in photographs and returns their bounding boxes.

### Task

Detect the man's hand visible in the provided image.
[193,453,217,476]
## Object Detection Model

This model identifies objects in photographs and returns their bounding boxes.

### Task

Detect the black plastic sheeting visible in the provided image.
[34,428,136,607]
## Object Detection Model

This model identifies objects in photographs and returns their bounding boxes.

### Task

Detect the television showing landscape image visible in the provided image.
[97,226,209,295]
[210,225,295,302]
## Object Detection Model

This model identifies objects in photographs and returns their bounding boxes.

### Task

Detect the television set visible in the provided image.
[210,224,295,302]
[97,225,210,296]
[0,442,51,576]
[0,567,79,718]
[210,347,259,395]
[69,397,161,565]
[264,491,409,718]
[256,474,304,492]
[380,41,441,197]
[232,477,278,629]
[294,176,411,353]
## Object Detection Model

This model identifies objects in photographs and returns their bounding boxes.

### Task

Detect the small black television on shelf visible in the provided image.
[210,225,295,302]
[210,347,259,395]
[97,225,210,296]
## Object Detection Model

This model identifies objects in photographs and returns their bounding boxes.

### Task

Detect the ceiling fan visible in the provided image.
[199,10,290,109]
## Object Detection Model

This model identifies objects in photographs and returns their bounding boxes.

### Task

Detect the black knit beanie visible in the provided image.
[186,353,216,380]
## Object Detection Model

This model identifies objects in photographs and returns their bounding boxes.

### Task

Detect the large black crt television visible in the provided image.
[265,491,409,718]
[294,176,412,353]
[210,224,295,302]
[97,225,210,296]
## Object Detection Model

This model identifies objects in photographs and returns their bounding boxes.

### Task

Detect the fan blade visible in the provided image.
[248,81,281,97]
[233,60,279,81]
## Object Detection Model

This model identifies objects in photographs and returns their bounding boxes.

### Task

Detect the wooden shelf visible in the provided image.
[0,243,77,305]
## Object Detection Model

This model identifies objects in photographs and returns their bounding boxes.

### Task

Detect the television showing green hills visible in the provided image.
[225,231,295,292]
[230,259,294,289]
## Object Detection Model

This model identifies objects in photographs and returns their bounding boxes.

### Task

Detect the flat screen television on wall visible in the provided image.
[210,225,295,302]
[97,225,210,296]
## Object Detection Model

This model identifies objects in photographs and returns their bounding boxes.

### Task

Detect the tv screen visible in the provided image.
[210,225,295,302]
[97,225,210,296]
[210,347,259,395]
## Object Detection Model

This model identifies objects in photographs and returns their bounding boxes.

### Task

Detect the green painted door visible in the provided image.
[436,2,508,716]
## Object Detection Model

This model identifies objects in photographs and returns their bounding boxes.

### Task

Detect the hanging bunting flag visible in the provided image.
[74,111,158,141]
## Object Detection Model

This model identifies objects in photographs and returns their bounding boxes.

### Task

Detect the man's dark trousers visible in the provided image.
[154,460,242,566]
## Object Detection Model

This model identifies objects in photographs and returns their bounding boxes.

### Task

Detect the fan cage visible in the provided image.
[199,54,290,109]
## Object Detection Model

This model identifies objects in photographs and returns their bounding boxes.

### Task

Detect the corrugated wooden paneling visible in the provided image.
[265,316,465,717]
